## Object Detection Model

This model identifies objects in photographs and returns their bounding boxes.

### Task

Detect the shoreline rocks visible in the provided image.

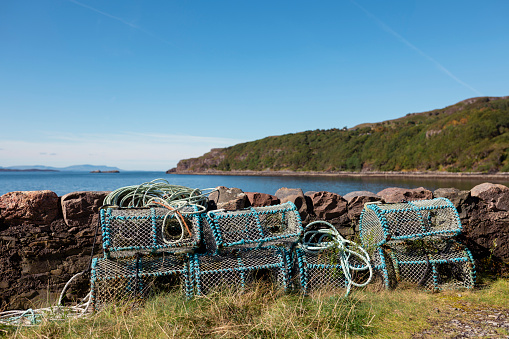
[166,169,509,181]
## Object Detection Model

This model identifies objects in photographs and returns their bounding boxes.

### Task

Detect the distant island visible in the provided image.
[0,164,122,172]
[169,96,509,175]
[90,170,120,173]
[0,168,58,172]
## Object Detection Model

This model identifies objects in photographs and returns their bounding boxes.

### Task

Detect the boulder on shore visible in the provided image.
[343,191,382,226]
[275,187,310,221]
[61,191,110,228]
[208,186,248,211]
[377,186,433,203]
[245,192,280,207]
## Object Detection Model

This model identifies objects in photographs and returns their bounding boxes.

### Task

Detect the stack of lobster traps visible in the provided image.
[197,202,372,297]
[90,205,201,310]
[194,202,303,295]
[90,201,305,310]
[359,198,476,291]
[90,186,471,310]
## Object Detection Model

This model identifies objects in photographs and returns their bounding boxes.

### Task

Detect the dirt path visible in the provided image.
[413,301,509,338]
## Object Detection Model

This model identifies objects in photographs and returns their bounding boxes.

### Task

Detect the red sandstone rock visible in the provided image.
[275,187,309,221]
[470,182,509,212]
[245,192,280,207]
[376,187,433,203]
[208,186,248,211]
[306,191,347,220]
[0,190,59,225]
[343,191,379,201]
[343,191,382,222]
[460,183,509,262]
[61,191,110,228]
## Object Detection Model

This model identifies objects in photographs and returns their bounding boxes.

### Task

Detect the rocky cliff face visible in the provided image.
[1,183,509,310]
[168,148,226,173]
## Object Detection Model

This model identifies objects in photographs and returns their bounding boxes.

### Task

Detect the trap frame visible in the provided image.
[203,201,303,253]
[90,253,192,310]
[359,198,476,291]
[359,197,462,247]
[191,247,292,296]
[100,205,202,258]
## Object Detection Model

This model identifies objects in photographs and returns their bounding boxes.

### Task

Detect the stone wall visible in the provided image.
[1,183,508,310]
[0,191,108,310]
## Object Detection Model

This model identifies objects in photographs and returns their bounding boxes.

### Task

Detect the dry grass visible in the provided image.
[2,279,509,339]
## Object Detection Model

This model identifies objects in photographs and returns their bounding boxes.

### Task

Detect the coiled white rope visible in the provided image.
[299,220,373,297]
[0,272,92,326]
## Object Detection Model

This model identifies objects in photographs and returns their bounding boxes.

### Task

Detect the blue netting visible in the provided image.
[203,202,303,253]
[100,206,202,258]
[359,198,462,247]
[90,253,192,310]
[191,247,291,296]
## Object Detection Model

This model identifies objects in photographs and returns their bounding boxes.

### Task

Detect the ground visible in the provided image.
[413,299,509,338]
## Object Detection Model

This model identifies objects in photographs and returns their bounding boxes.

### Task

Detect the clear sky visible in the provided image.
[1,1,508,171]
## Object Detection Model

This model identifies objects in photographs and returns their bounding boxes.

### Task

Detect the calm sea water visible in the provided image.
[1,171,507,197]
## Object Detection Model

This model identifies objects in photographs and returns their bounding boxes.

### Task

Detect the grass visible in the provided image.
[2,278,509,339]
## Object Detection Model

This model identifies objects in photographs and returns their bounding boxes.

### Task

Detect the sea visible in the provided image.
[1,171,508,197]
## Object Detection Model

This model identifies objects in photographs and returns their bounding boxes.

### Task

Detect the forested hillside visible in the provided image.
[173,96,509,173]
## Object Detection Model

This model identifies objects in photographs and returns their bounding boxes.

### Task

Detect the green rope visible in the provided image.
[103,178,216,213]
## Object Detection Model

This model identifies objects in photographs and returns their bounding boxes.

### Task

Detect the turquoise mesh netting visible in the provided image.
[359,198,476,291]
[100,205,202,258]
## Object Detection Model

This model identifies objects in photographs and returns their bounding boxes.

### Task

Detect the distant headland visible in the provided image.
[169,96,509,176]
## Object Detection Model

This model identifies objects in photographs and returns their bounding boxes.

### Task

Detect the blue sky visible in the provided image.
[1,1,508,171]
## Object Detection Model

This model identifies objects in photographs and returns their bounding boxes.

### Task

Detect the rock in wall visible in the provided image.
[435,184,509,264]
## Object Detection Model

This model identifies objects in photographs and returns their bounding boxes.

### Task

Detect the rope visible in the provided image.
[103,178,215,213]
[151,199,192,241]
[103,179,216,243]
[299,220,373,297]
[0,272,92,326]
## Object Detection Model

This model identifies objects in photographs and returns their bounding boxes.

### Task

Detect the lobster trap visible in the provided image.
[191,247,291,296]
[359,198,476,291]
[292,247,371,294]
[374,239,476,291]
[90,253,191,311]
[100,206,202,258]
[359,198,462,247]
[203,202,303,253]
